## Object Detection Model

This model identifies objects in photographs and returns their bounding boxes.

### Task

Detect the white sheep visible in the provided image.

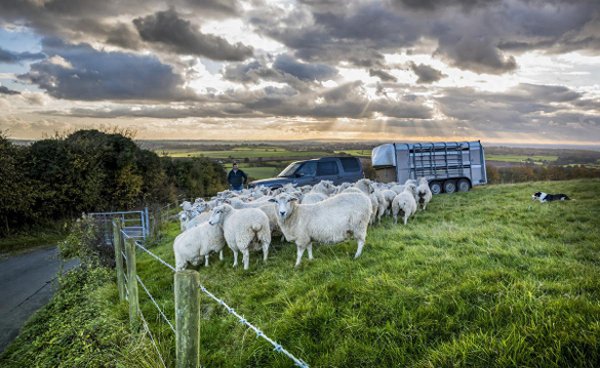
[347,179,379,224]
[178,211,188,231]
[184,210,211,231]
[392,187,417,225]
[173,221,226,271]
[381,189,398,216]
[209,204,271,270]
[311,180,335,196]
[416,177,433,210]
[301,192,328,204]
[270,192,372,267]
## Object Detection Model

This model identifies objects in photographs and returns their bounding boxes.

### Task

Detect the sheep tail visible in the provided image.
[251,223,262,232]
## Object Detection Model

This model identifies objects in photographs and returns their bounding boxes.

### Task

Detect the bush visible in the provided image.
[58,215,112,268]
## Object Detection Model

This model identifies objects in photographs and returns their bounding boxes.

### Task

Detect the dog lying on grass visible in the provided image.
[532,192,571,203]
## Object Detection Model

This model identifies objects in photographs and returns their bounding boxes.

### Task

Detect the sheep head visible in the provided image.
[269,193,299,221]
[208,205,232,226]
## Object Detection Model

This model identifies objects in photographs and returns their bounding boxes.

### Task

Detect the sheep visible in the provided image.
[335,182,353,194]
[224,197,282,236]
[381,189,398,216]
[311,180,335,196]
[301,192,328,204]
[416,177,433,210]
[269,192,372,268]
[348,179,379,224]
[173,221,226,271]
[392,187,417,225]
[209,204,271,270]
[178,211,188,231]
[184,210,211,231]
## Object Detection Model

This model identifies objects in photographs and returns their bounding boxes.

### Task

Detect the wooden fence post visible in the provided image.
[125,236,140,331]
[112,219,126,301]
[175,270,201,368]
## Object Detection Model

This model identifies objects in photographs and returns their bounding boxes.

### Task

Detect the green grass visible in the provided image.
[3,179,600,367]
[0,224,68,257]
[487,154,559,164]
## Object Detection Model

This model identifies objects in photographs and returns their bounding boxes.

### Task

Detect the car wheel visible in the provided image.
[457,179,470,192]
[443,180,456,194]
[430,181,442,195]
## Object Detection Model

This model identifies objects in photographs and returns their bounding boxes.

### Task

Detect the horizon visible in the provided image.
[1,1,599,144]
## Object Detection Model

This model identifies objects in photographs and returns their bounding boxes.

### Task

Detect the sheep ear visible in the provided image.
[268,198,277,203]
[224,199,231,204]
[289,196,298,202]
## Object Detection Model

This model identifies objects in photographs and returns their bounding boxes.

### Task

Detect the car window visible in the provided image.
[278,162,301,177]
[340,157,360,172]
[297,161,317,176]
[317,161,339,176]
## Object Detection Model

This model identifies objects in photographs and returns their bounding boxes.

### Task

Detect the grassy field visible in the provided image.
[487,154,559,164]
[2,179,599,367]
[222,163,280,180]
[162,147,331,159]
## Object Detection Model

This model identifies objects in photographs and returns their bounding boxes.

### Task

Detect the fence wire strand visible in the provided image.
[138,307,168,368]
[198,285,309,368]
[136,275,176,334]
[134,239,177,272]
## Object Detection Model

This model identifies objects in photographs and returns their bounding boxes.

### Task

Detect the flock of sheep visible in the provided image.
[173,177,433,271]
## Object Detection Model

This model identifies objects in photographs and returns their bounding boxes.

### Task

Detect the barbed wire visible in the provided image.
[134,240,177,272]
[138,306,168,368]
[198,285,309,368]
[136,275,176,334]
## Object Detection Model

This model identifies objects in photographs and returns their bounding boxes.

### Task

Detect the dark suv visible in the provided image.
[248,156,364,189]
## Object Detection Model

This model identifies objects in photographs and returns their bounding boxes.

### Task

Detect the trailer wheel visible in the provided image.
[457,178,470,192]
[443,180,456,194]
[430,181,442,195]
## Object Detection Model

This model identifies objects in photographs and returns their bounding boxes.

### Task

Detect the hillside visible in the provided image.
[2,179,599,367]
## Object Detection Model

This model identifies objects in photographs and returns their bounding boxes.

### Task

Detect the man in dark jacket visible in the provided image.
[227,162,248,191]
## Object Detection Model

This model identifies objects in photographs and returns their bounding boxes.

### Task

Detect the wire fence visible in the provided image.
[114,221,309,367]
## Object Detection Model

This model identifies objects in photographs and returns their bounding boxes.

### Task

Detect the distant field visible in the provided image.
[334,149,371,157]
[486,154,558,164]
[161,147,331,159]
[222,163,279,179]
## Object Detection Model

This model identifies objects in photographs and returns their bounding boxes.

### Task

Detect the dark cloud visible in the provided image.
[409,62,446,83]
[436,35,518,74]
[0,86,20,95]
[185,0,240,16]
[272,55,337,81]
[19,38,193,101]
[133,8,253,61]
[393,0,500,12]
[369,69,397,82]
[0,47,45,63]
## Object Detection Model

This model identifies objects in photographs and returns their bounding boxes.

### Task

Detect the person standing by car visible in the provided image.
[227,162,248,191]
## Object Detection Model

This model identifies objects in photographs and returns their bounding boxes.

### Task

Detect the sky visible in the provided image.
[0,0,599,145]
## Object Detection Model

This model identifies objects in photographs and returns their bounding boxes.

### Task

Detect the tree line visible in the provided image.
[486,163,600,184]
[0,130,226,236]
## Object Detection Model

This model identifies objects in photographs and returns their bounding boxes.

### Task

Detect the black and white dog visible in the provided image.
[532,192,571,203]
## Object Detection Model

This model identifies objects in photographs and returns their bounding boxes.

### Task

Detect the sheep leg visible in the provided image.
[219,250,224,261]
[232,249,238,267]
[262,242,269,262]
[295,244,307,268]
[307,243,313,260]
[242,249,250,270]
[403,214,408,225]
[204,255,209,267]
[354,239,365,259]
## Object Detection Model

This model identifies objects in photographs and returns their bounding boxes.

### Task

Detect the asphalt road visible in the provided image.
[0,246,78,353]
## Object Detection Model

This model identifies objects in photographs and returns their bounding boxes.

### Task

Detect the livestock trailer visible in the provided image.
[371,141,487,194]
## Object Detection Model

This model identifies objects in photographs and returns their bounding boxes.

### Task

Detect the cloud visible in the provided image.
[409,62,446,83]
[369,69,397,82]
[19,38,194,101]
[0,47,45,63]
[0,85,20,95]
[133,8,253,61]
[272,54,337,81]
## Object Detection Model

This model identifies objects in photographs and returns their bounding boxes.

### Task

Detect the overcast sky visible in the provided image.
[1,0,599,145]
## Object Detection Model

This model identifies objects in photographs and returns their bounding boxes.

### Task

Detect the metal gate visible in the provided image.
[90,208,150,245]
